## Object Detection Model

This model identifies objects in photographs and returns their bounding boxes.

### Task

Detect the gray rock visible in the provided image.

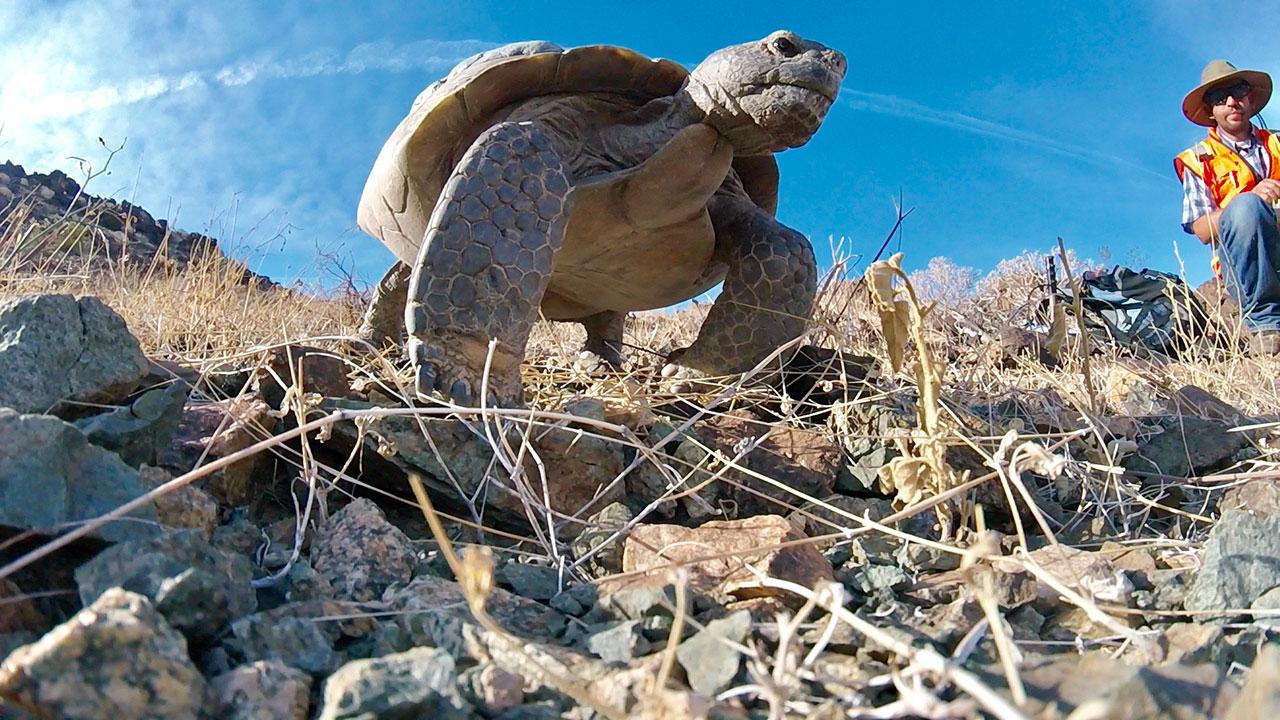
[310,498,417,602]
[0,588,206,719]
[1124,415,1253,478]
[1251,586,1280,629]
[0,294,148,415]
[139,465,217,535]
[227,614,338,675]
[320,398,624,537]
[0,409,158,542]
[0,631,38,660]
[986,650,1236,719]
[209,661,312,720]
[75,528,256,640]
[1185,510,1280,618]
[834,400,909,494]
[676,610,751,696]
[499,563,561,601]
[570,501,632,579]
[74,382,188,467]
[1225,643,1280,720]
[386,575,566,648]
[458,663,525,714]
[492,703,565,719]
[599,583,674,621]
[585,620,649,665]
[850,564,911,594]
[317,647,472,720]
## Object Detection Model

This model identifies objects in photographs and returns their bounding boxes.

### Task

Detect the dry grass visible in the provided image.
[5,184,1280,718]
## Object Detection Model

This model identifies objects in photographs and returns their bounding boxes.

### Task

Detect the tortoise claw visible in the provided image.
[414,363,438,402]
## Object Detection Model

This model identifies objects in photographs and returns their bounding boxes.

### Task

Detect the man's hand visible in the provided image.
[1250,178,1280,204]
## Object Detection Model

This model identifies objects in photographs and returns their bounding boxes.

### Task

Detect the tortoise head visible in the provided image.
[687,31,846,155]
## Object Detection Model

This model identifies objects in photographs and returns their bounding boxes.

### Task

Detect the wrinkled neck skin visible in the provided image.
[677,80,777,156]
[607,81,774,159]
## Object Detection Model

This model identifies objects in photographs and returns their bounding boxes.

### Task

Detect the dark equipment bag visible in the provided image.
[1048,261,1213,357]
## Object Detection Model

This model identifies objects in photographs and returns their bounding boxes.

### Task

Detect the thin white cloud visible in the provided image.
[7,38,496,124]
[841,89,1171,184]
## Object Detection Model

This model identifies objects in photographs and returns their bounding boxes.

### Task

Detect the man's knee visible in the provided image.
[1223,193,1274,230]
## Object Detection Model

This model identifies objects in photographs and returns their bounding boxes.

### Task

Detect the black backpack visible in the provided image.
[1051,262,1212,357]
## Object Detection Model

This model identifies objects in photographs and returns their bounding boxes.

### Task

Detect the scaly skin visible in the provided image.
[405,122,570,405]
[664,195,818,384]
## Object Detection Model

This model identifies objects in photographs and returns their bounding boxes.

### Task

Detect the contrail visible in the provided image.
[9,38,497,123]
[840,89,1171,184]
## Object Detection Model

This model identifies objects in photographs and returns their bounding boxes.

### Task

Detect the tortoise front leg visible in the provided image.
[406,121,571,405]
[665,196,816,380]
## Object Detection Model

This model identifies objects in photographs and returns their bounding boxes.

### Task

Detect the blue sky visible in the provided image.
[1,1,1274,290]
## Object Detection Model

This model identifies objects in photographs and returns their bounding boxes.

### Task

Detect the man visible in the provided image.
[1175,60,1280,352]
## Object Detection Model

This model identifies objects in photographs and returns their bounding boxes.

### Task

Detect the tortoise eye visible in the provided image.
[771,37,799,57]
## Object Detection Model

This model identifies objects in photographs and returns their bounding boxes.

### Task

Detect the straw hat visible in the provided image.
[1183,59,1272,127]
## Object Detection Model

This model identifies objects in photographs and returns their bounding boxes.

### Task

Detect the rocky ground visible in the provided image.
[2,167,1280,719]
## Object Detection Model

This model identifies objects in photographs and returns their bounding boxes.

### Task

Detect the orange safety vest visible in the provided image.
[1175,128,1280,278]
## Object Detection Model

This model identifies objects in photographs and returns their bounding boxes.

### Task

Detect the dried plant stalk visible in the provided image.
[864,252,968,537]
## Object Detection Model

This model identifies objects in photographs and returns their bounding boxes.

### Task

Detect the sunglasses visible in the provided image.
[1205,80,1252,106]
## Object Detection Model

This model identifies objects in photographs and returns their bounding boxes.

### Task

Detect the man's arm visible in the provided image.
[1182,169,1218,244]
[1188,179,1280,244]
[1191,208,1223,244]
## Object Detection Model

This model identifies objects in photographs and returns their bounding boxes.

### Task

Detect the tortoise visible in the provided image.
[356,31,846,405]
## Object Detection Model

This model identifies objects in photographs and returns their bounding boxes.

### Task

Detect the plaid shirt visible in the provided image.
[1181,127,1271,233]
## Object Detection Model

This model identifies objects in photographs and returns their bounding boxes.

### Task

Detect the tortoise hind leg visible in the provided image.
[407,121,570,405]
[664,197,816,381]
[579,310,626,368]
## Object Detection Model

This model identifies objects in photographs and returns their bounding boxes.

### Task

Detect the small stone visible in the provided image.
[1185,510,1280,618]
[209,661,312,720]
[1225,643,1280,720]
[139,465,217,535]
[0,409,159,542]
[310,498,416,602]
[0,579,46,634]
[1124,415,1252,478]
[384,575,566,642]
[227,613,337,675]
[1250,586,1280,629]
[598,581,674,621]
[586,620,649,664]
[74,383,188,467]
[255,344,356,410]
[283,558,336,602]
[499,563,561,601]
[1160,623,1224,665]
[317,646,472,720]
[1221,479,1280,518]
[850,564,910,593]
[75,528,256,642]
[549,591,586,616]
[0,294,148,415]
[459,664,525,714]
[675,610,751,695]
[160,394,274,506]
[0,588,206,720]
[570,501,632,578]
[618,515,833,602]
[658,412,842,517]
[992,544,1130,613]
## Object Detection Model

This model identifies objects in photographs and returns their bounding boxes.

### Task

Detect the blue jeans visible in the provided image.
[1218,193,1280,332]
